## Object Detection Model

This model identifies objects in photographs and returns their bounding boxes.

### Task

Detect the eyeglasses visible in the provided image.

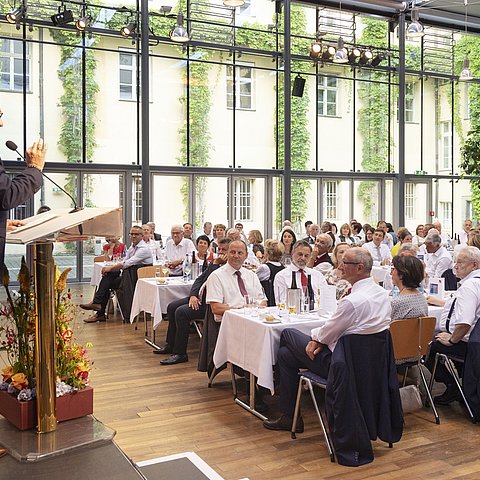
[129,232,142,236]
[342,262,361,265]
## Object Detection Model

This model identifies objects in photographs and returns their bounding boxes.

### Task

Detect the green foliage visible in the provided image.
[356,18,390,222]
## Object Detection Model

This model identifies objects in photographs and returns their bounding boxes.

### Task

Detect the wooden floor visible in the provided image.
[8,284,480,479]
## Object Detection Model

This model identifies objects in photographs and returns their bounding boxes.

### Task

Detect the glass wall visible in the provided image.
[0,0,478,279]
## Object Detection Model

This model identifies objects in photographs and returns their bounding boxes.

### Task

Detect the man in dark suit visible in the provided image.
[154,237,232,365]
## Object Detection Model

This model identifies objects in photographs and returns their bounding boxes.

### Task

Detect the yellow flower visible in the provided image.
[74,362,90,384]
[55,268,72,294]
[18,257,30,295]
[1,366,13,382]
[11,373,29,390]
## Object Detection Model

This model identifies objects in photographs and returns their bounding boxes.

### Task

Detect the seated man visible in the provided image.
[306,233,333,270]
[274,240,327,305]
[425,246,480,405]
[264,247,391,431]
[362,228,392,265]
[424,232,453,279]
[226,227,259,266]
[154,238,231,365]
[81,225,151,322]
[206,240,265,321]
[165,224,196,276]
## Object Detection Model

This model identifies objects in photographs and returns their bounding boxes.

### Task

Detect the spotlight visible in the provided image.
[371,53,385,67]
[121,22,137,37]
[170,11,189,43]
[407,8,424,38]
[51,8,74,26]
[6,5,26,24]
[358,49,373,66]
[322,45,336,61]
[459,56,473,81]
[309,41,322,60]
[348,47,361,64]
[75,16,90,31]
[223,0,245,6]
[333,37,348,64]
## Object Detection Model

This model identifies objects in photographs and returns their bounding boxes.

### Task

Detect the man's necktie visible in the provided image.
[299,269,308,289]
[376,246,381,262]
[235,271,248,297]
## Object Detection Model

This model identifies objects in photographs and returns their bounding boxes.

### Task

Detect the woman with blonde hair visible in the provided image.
[324,242,352,300]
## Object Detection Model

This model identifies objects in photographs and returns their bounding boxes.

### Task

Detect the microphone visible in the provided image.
[6,140,83,214]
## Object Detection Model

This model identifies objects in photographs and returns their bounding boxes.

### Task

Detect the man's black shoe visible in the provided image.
[263,415,304,433]
[153,345,173,355]
[434,387,463,405]
[252,396,268,414]
[160,354,188,365]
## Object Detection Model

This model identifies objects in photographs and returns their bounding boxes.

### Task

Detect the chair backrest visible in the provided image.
[94,255,105,262]
[137,266,157,279]
[390,316,436,360]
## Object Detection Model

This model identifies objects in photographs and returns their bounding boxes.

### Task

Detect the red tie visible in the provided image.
[235,271,248,297]
[299,269,308,289]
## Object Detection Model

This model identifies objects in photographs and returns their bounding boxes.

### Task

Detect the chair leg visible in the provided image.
[417,364,440,424]
[306,381,335,462]
[440,355,476,423]
[428,353,441,398]
[193,320,203,339]
[291,377,304,440]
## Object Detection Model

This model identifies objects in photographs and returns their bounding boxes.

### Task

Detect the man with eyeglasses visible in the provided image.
[81,225,151,322]
[264,247,391,432]
[165,224,196,276]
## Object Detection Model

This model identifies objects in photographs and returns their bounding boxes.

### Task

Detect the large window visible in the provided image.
[441,121,452,170]
[405,83,415,122]
[226,64,254,110]
[234,179,253,222]
[0,38,30,91]
[317,75,338,117]
[323,181,338,220]
[405,183,415,219]
[440,201,452,234]
[119,50,136,100]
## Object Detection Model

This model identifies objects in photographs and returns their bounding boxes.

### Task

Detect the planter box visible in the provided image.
[0,386,93,431]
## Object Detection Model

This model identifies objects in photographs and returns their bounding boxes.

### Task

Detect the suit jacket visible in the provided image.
[463,319,480,422]
[325,331,403,467]
[0,165,43,272]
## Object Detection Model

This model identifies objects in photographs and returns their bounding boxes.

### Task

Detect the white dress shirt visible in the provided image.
[206,263,263,321]
[165,237,196,275]
[425,246,452,279]
[273,265,327,305]
[458,230,469,245]
[122,240,152,269]
[362,242,392,263]
[256,261,282,282]
[438,269,480,342]
[311,277,391,352]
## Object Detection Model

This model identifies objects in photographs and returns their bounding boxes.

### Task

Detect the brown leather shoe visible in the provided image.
[80,302,101,312]
[83,314,107,323]
[0,447,7,458]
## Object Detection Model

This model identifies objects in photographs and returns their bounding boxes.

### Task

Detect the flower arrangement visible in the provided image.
[0,258,91,402]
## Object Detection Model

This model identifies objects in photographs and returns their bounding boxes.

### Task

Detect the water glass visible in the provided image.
[155,268,161,283]
[300,294,310,314]
[243,295,252,315]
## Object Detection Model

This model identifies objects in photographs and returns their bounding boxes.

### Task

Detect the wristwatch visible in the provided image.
[448,338,457,345]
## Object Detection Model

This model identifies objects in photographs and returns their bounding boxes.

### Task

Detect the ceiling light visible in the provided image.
[333,37,348,64]
[51,8,74,26]
[358,49,373,66]
[121,22,136,37]
[6,5,26,24]
[322,45,336,61]
[170,11,189,43]
[348,47,361,64]
[310,41,322,60]
[223,0,245,7]
[371,53,385,67]
[459,56,473,81]
[75,16,90,31]
[407,8,424,38]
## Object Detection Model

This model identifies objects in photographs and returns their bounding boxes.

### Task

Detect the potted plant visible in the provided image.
[0,258,93,430]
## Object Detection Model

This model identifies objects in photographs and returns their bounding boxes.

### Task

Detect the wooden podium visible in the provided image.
[6,207,122,434]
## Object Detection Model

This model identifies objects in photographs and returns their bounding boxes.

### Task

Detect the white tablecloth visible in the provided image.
[213,309,326,394]
[90,262,105,287]
[130,278,193,327]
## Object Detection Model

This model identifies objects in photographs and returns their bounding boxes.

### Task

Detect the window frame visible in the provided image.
[233,178,253,222]
[226,62,255,111]
[317,75,338,117]
[0,37,31,92]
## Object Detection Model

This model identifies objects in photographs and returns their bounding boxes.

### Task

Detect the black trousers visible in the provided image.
[93,271,121,315]
[165,297,207,355]
[425,339,467,387]
[278,328,332,418]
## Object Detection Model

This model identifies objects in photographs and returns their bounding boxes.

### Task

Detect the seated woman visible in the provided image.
[103,236,126,260]
[390,255,428,320]
[256,239,285,306]
[391,228,413,257]
[195,234,211,272]
[280,227,296,265]
[323,242,352,300]
[336,223,356,246]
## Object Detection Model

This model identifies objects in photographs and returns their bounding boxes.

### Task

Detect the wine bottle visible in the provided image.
[290,270,298,289]
[307,274,315,310]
